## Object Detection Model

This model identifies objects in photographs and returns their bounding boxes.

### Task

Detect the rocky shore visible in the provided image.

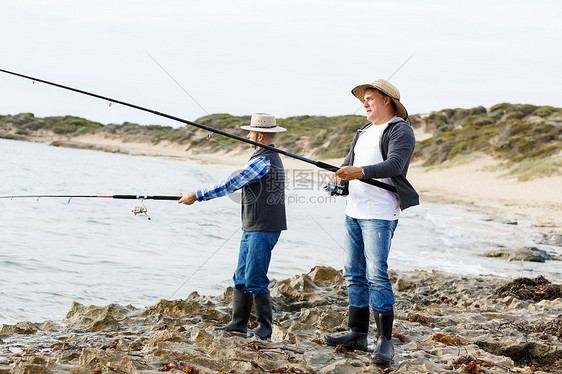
[0,266,560,373]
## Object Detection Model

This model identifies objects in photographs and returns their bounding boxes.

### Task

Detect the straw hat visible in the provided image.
[240,113,286,132]
[351,79,408,120]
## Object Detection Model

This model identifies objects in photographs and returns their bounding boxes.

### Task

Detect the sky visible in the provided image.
[1,0,560,128]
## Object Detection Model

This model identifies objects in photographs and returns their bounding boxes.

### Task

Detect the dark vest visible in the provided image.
[241,147,287,232]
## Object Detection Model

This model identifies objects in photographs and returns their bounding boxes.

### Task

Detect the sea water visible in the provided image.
[0,138,559,324]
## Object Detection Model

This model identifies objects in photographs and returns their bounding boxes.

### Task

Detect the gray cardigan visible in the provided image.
[341,117,419,210]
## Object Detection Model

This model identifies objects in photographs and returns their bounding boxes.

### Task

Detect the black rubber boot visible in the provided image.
[252,292,273,339]
[215,289,253,334]
[371,310,394,364]
[324,306,369,351]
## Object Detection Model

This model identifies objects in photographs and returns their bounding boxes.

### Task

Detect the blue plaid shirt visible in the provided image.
[195,155,271,201]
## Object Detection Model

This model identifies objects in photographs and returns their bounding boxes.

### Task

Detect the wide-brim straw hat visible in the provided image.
[351,79,408,120]
[240,113,286,132]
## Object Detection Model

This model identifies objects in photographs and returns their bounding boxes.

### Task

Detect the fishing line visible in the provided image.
[308,212,377,276]
[146,52,234,150]
[307,213,345,251]
[352,51,416,115]
[386,51,416,81]
[167,225,240,299]
[0,68,396,193]
[145,51,211,117]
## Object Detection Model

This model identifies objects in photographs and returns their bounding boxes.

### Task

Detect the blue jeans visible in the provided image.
[233,231,280,294]
[343,215,398,312]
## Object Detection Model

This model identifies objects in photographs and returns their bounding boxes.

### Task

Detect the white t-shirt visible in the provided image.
[345,121,400,220]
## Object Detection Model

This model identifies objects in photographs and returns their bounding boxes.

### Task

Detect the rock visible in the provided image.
[0,322,38,336]
[78,348,147,373]
[270,267,347,310]
[318,358,365,374]
[483,246,556,262]
[0,267,561,373]
[543,233,562,246]
[304,349,334,369]
[63,302,132,328]
[270,324,285,343]
[476,339,562,364]
[147,330,189,346]
[317,308,346,330]
[393,274,418,291]
[10,363,49,374]
[308,265,345,285]
[140,299,224,321]
[89,314,121,332]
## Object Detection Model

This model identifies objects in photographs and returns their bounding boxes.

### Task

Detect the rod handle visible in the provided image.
[314,162,397,193]
[315,161,339,172]
[150,195,181,201]
[112,195,180,200]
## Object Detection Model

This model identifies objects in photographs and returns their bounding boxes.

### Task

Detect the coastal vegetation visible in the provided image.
[411,104,562,180]
[1,103,560,180]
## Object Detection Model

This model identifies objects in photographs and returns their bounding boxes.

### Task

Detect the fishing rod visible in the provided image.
[0,68,397,193]
[0,194,180,219]
[0,194,179,200]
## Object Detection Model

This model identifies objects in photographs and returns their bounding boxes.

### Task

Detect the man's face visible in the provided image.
[247,131,260,149]
[363,89,387,123]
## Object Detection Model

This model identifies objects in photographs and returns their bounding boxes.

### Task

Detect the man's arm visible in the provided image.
[179,156,271,205]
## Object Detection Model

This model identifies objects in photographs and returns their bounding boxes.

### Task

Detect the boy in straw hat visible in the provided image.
[179,113,287,340]
[324,80,419,363]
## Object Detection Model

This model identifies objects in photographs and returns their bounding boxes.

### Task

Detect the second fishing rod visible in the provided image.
[0,68,397,193]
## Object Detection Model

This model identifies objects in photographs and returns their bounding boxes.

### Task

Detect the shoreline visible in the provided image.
[2,131,561,237]
[38,132,562,237]
[1,135,561,373]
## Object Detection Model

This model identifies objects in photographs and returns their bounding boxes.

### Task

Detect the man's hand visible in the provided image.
[335,166,364,181]
[330,176,343,185]
[179,192,197,205]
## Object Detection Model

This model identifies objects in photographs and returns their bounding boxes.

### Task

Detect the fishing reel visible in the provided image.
[132,200,151,220]
[323,181,349,196]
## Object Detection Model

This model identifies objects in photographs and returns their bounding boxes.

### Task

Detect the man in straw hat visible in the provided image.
[179,113,287,340]
[324,80,419,363]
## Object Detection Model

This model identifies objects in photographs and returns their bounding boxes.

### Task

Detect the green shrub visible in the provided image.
[532,107,553,117]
